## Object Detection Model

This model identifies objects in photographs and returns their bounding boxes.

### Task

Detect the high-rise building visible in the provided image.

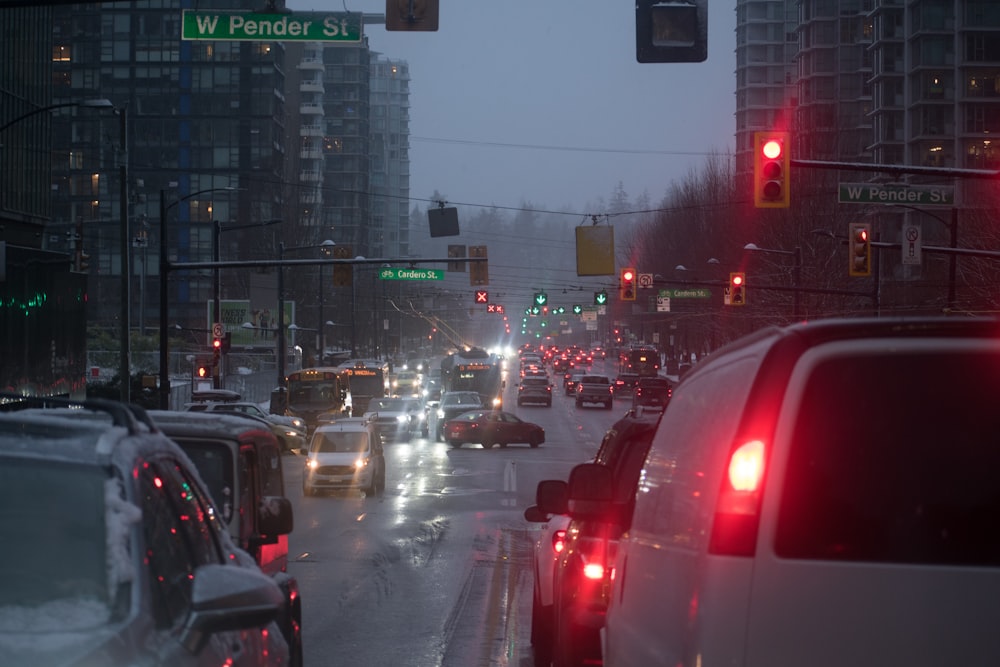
[47,1,287,334]
[369,52,411,259]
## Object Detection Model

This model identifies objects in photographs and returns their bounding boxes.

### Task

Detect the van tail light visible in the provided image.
[583,562,605,580]
[709,439,766,556]
[552,529,567,555]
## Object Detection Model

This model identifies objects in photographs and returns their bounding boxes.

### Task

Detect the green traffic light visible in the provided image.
[534,292,548,306]
[573,305,582,315]
[594,290,608,305]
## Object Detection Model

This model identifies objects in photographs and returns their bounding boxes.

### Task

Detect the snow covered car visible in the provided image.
[364,396,428,440]
[0,394,290,666]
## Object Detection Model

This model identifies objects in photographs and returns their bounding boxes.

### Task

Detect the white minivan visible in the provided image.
[600,317,1000,667]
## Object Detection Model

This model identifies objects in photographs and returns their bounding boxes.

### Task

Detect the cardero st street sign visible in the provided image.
[378,267,444,281]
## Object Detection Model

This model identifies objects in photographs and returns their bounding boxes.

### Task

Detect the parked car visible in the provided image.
[442,410,545,449]
[0,395,290,666]
[517,376,553,407]
[601,317,1000,667]
[525,410,661,667]
[302,415,385,496]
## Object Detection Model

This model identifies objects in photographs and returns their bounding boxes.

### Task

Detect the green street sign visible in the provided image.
[181,10,362,42]
[661,288,712,299]
[378,267,444,281]
[838,182,953,207]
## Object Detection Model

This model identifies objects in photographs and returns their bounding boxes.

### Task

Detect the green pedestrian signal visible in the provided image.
[594,290,608,306]
[534,292,548,306]
[572,304,583,315]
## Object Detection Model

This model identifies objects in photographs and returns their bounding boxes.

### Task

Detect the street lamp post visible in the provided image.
[117,103,129,403]
[158,186,239,409]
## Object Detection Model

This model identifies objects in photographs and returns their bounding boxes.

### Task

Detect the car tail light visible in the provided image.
[583,562,605,580]
[709,439,766,556]
[552,529,567,554]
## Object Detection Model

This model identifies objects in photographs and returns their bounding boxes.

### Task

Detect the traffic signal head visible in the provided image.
[197,365,210,378]
[332,245,353,287]
[849,223,872,276]
[729,272,747,306]
[534,292,548,307]
[385,0,439,31]
[572,304,583,315]
[754,131,790,208]
[620,267,636,301]
[594,290,608,306]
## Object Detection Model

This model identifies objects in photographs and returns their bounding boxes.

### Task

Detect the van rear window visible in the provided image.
[776,349,1000,566]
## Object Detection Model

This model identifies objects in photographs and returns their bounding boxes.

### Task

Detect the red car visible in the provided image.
[442,410,545,449]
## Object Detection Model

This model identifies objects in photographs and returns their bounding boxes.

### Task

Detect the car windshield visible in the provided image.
[0,460,111,616]
[312,432,369,453]
[444,394,481,406]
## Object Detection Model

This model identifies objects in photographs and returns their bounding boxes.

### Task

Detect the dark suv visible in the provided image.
[525,408,662,666]
[0,396,290,666]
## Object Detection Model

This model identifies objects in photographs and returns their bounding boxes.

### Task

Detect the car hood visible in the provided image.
[309,451,369,466]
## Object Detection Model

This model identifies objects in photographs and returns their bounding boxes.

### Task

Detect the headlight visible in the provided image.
[492,397,502,407]
[354,457,370,469]
[397,414,409,424]
[437,408,445,419]
[307,458,318,470]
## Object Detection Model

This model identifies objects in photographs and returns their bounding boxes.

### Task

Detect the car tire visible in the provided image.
[553,600,599,667]
[531,587,554,667]
[448,440,462,448]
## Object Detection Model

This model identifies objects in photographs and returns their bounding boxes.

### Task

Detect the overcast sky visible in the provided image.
[286,0,736,214]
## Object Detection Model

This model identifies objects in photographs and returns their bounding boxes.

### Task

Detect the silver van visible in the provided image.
[598,317,1000,667]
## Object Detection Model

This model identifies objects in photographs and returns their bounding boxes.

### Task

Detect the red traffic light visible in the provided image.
[212,337,222,349]
[731,274,743,287]
[622,269,635,282]
[761,139,782,160]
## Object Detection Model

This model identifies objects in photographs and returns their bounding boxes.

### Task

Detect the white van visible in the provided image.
[600,317,1000,667]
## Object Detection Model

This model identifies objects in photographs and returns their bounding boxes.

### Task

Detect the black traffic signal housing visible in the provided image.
[754,131,790,208]
[849,223,872,276]
[385,0,439,31]
[221,332,232,354]
[594,290,609,306]
[636,0,707,63]
[333,244,353,287]
[729,272,747,306]
[469,245,489,286]
[572,304,583,315]
[620,267,636,301]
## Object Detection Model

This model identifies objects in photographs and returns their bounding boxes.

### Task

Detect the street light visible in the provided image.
[157,186,239,409]
[743,243,803,320]
[0,98,113,134]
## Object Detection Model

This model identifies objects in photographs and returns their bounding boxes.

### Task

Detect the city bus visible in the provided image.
[339,361,388,416]
[440,348,504,409]
[285,367,349,432]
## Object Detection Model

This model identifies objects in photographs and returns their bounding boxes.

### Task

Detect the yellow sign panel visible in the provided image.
[576,226,615,276]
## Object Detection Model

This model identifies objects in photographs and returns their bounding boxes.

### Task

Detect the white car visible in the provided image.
[364,397,428,440]
[302,416,385,496]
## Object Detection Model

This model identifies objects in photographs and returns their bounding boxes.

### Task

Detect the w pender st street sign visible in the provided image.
[181,11,362,42]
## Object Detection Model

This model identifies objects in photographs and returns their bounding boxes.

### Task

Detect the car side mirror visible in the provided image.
[567,463,614,520]
[527,479,568,518]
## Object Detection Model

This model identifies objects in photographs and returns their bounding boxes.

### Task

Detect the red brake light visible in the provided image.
[552,529,567,555]
[583,563,605,580]
[709,439,766,557]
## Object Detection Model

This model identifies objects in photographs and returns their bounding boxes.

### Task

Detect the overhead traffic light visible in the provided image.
[572,304,583,315]
[754,131,790,208]
[469,245,489,286]
[212,334,222,362]
[729,272,747,306]
[849,223,872,277]
[385,0,439,31]
[594,290,609,306]
[221,332,231,354]
[332,244,353,287]
[534,291,548,307]
[620,267,636,301]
